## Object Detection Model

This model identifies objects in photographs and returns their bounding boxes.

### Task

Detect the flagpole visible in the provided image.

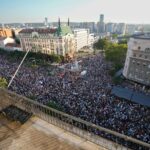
[8,49,30,88]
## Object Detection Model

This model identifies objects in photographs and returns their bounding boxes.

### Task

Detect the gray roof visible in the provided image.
[132,32,150,40]
[111,86,150,107]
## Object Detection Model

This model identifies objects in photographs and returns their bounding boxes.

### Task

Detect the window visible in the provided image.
[145,48,150,52]
[138,46,141,50]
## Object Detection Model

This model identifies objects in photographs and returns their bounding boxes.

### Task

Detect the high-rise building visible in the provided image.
[126,24,136,35]
[99,14,105,34]
[100,14,104,23]
[116,23,126,35]
[123,33,150,85]
[106,23,114,33]
[44,17,48,27]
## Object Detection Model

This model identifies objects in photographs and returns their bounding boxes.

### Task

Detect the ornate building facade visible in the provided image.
[123,33,150,85]
[18,25,76,57]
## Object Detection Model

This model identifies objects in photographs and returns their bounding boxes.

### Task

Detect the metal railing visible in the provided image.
[0,88,150,150]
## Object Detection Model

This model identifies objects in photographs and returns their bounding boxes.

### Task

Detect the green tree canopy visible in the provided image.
[105,43,127,77]
[93,38,109,50]
[0,48,64,64]
[47,101,64,112]
[0,77,8,88]
[105,43,127,64]
[112,34,118,39]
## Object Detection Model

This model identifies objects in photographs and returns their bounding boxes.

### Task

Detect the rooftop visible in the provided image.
[19,28,57,34]
[132,32,150,40]
[111,86,150,107]
[0,115,105,150]
[58,25,73,36]
[0,36,6,40]
[19,26,73,36]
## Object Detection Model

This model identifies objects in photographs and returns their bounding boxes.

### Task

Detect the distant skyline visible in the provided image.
[0,0,150,24]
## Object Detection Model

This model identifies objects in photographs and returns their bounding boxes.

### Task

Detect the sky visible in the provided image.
[0,0,150,24]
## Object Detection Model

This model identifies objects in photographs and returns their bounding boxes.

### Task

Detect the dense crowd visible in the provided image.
[0,53,150,149]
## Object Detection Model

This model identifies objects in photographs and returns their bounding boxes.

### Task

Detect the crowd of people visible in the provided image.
[0,53,150,149]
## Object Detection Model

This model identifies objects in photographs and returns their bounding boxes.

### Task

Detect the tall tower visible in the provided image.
[100,14,104,23]
[44,17,48,26]
[57,17,61,36]
[99,14,105,34]
[58,17,61,28]
[68,18,70,26]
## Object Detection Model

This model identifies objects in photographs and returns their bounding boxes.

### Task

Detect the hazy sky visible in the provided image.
[0,0,150,24]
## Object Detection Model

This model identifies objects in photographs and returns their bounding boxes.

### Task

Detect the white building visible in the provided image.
[88,33,95,46]
[18,25,76,57]
[73,29,89,51]
[123,33,150,85]
[0,37,16,48]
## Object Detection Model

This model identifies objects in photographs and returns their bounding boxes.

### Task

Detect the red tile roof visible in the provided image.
[19,28,57,34]
[5,43,21,48]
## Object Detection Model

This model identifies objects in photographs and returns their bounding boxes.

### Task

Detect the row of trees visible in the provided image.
[0,48,64,65]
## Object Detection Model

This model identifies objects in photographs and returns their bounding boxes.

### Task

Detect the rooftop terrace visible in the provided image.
[0,115,105,150]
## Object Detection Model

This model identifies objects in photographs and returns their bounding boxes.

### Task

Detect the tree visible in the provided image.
[118,39,127,44]
[15,38,20,45]
[93,38,109,50]
[105,43,127,76]
[105,43,127,64]
[50,54,61,63]
[112,34,118,39]
[0,77,8,88]
[47,101,63,111]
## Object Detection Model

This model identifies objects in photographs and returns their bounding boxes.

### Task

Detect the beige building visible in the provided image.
[123,33,150,85]
[0,28,14,37]
[18,26,76,57]
[73,29,89,52]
